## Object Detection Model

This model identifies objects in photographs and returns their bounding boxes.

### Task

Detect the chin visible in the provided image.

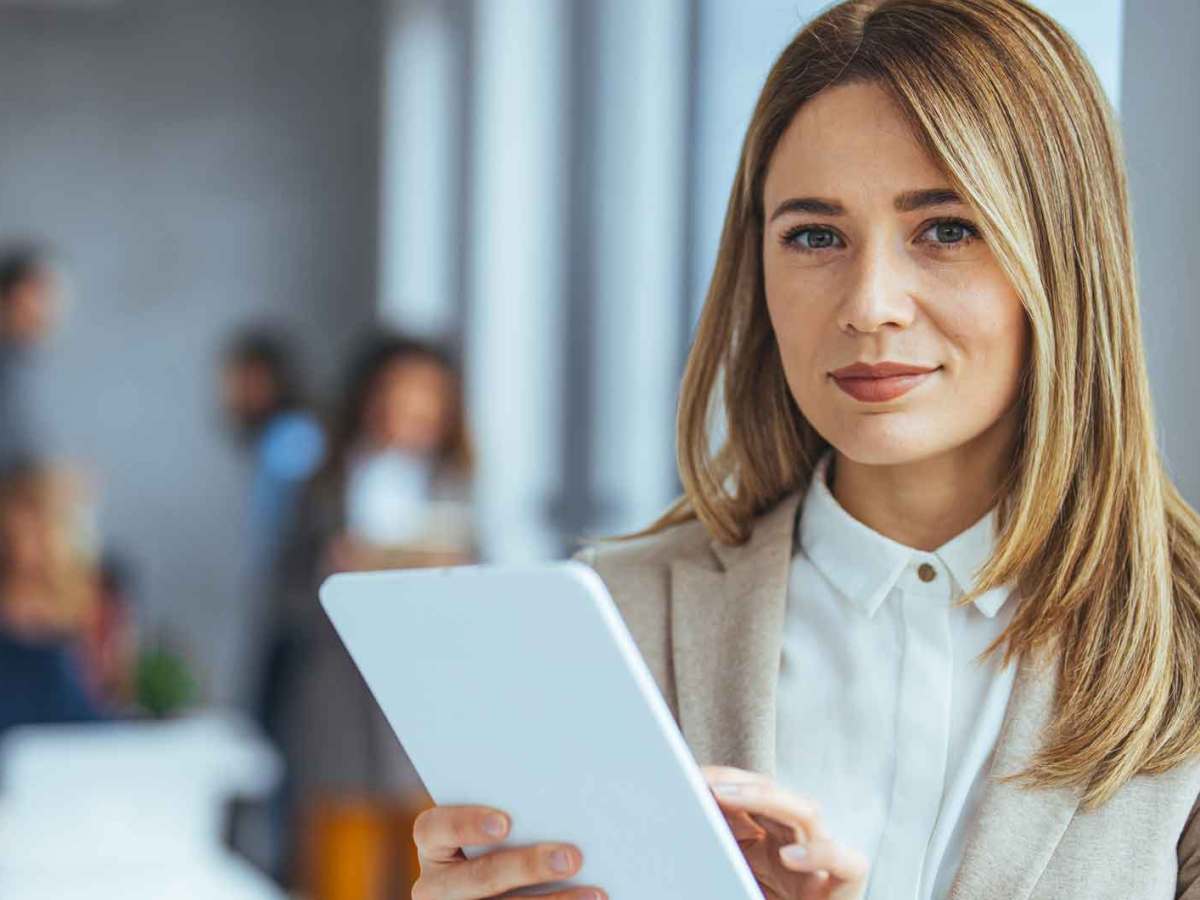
[815,411,950,468]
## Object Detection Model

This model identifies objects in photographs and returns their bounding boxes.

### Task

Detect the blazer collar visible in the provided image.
[669,489,804,775]
[668,488,1081,900]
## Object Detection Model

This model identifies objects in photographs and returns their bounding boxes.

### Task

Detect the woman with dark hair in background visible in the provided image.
[269,332,475,898]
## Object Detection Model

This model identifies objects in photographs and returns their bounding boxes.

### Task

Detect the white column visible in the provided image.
[378,0,461,336]
[466,0,566,560]
[689,0,811,326]
[1121,0,1197,504]
[589,0,691,534]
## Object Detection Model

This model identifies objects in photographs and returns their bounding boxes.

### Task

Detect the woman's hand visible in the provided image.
[412,803,606,900]
[702,766,869,900]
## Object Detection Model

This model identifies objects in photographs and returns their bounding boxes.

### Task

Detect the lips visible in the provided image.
[830,361,941,403]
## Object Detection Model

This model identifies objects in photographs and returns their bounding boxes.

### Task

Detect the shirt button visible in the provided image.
[917,562,937,582]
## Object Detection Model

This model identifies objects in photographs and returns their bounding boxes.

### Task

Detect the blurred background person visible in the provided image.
[0,461,105,732]
[219,327,326,709]
[219,327,327,881]
[220,328,326,591]
[88,552,141,715]
[270,332,475,899]
[0,246,64,470]
[323,332,475,573]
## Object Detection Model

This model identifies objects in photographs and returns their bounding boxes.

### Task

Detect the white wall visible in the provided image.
[1122,0,1200,506]
[0,0,383,702]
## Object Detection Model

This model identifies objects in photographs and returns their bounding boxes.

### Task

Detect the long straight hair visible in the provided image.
[313,332,474,495]
[629,0,1200,810]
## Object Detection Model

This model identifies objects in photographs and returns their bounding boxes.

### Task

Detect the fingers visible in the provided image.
[416,842,588,900]
[701,768,769,843]
[725,809,767,843]
[412,805,608,900]
[779,837,870,884]
[702,765,772,789]
[702,766,826,844]
[414,804,511,864]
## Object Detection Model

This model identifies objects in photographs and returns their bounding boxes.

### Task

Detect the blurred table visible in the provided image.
[0,710,286,899]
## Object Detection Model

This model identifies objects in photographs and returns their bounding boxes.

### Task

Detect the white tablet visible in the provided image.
[320,561,763,899]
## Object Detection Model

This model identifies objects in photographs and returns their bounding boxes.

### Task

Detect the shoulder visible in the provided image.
[569,517,717,707]
[574,516,714,574]
[571,516,717,614]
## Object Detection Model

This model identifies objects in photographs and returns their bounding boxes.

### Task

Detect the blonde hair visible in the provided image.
[0,463,97,634]
[629,0,1200,809]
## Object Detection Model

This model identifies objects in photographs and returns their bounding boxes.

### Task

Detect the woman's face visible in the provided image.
[0,501,50,577]
[761,81,1028,467]
[363,356,455,455]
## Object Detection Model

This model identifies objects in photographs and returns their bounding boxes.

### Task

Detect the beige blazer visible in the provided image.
[575,489,1200,899]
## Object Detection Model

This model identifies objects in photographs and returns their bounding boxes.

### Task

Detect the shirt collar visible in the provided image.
[797,451,1012,619]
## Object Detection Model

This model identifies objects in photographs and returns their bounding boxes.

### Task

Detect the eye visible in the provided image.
[918,217,980,248]
[777,218,982,254]
[779,225,843,253]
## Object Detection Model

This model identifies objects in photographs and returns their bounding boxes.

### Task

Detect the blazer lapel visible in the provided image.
[668,491,803,775]
[947,645,1082,899]
[665,486,1079,897]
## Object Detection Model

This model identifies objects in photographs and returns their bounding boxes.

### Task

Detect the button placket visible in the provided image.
[868,584,954,897]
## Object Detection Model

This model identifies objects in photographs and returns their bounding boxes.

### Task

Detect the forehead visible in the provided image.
[763,81,946,203]
[381,356,450,385]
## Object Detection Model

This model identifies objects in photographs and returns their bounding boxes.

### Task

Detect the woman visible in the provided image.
[269,332,476,895]
[0,462,105,731]
[411,1,1200,898]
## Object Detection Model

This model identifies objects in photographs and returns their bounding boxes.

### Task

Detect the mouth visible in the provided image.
[829,362,942,403]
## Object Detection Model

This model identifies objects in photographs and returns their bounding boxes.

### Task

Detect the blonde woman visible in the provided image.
[0,462,104,731]
[410,1,1200,898]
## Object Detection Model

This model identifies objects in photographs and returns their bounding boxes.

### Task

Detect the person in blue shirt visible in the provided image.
[219,328,326,881]
[221,329,326,592]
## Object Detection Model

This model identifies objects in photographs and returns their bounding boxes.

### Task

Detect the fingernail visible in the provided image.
[712,783,742,797]
[549,848,572,873]
[481,814,507,838]
[780,844,808,864]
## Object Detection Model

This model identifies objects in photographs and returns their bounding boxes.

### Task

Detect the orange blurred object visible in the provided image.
[300,788,433,900]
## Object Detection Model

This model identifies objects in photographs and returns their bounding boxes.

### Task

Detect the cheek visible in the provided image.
[763,259,829,382]
[936,289,1028,401]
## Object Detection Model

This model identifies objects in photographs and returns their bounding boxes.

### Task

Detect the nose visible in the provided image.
[836,240,917,335]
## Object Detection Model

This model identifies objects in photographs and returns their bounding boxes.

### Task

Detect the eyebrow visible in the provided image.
[767,188,964,222]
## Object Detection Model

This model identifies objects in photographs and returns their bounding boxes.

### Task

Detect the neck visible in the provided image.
[829,410,1017,552]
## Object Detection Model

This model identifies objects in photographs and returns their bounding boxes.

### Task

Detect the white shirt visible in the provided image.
[774,452,1019,900]
[344,448,435,545]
